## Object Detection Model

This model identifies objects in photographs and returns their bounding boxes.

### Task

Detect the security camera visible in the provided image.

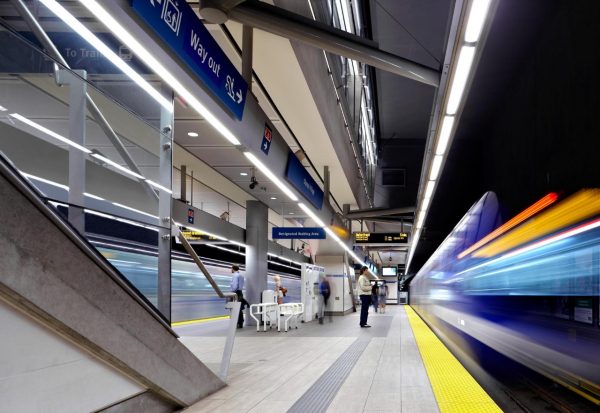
[249,176,258,190]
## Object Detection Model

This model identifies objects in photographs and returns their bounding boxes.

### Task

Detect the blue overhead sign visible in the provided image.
[131,0,248,119]
[285,152,325,210]
[261,124,272,155]
[272,227,326,240]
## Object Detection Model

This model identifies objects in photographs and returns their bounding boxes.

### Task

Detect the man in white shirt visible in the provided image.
[357,266,372,328]
[230,265,248,328]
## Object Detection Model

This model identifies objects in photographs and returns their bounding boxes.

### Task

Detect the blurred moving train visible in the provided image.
[410,190,600,404]
[94,244,302,323]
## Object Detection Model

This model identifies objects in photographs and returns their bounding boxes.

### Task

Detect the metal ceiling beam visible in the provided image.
[360,218,413,226]
[345,206,415,219]
[227,0,440,87]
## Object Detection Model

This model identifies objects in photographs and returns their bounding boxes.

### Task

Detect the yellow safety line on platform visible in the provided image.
[405,306,503,413]
[171,315,230,327]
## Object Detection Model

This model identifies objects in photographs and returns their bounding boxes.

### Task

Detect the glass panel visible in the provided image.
[0,24,172,317]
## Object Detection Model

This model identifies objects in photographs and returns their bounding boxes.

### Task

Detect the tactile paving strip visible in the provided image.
[405,306,502,413]
[287,337,371,413]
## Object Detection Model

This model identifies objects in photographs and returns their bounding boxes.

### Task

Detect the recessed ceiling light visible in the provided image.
[289,212,295,215]
[240,172,248,176]
[187,132,199,137]
[270,197,277,200]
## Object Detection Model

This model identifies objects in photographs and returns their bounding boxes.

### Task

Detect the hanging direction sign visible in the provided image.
[354,232,409,244]
[272,227,326,240]
[132,0,248,119]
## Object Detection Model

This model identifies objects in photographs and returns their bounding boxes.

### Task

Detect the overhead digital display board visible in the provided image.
[353,232,408,244]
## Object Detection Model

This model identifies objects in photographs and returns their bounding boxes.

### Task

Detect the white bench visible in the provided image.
[278,303,304,332]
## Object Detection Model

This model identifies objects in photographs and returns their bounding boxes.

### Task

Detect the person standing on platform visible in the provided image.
[371,282,379,313]
[274,274,286,305]
[230,265,248,328]
[358,266,372,328]
[318,275,331,324]
[379,282,388,314]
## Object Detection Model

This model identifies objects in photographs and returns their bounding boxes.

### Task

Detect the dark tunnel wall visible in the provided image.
[411,1,600,273]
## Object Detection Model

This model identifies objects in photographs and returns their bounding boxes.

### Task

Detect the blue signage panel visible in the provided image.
[272,227,326,240]
[285,152,325,210]
[261,124,272,155]
[131,0,247,119]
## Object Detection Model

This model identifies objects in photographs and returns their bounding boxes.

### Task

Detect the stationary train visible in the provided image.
[410,190,600,404]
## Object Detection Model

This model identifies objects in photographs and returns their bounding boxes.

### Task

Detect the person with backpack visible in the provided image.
[318,275,331,324]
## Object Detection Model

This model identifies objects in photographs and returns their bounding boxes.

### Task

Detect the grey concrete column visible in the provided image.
[245,200,268,326]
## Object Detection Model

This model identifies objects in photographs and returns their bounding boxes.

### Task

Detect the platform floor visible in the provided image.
[177,305,499,413]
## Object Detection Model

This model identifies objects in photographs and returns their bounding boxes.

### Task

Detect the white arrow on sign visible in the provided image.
[236,89,243,104]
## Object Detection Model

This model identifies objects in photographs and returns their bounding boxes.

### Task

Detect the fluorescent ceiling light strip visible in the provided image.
[429,155,444,181]
[21,172,69,190]
[416,213,425,229]
[91,154,145,180]
[112,202,159,219]
[84,209,115,219]
[435,116,455,155]
[40,0,171,111]
[10,113,91,153]
[424,180,435,200]
[324,227,342,243]
[464,0,492,43]
[92,240,158,255]
[145,179,172,194]
[244,152,298,201]
[421,195,432,213]
[0,105,7,111]
[298,203,326,227]
[78,1,240,146]
[229,240,247,248]
[446,46,476,115]
[84,192,104,200]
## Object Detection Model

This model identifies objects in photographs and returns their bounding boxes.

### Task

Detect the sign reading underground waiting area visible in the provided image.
[132,0,248,119]
[272,227,326,239]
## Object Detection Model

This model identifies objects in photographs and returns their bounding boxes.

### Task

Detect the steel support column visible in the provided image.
[62,70,87,234]
[158,86,174,321]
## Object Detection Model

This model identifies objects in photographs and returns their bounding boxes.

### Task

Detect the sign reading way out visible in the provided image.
[132,0,248,119]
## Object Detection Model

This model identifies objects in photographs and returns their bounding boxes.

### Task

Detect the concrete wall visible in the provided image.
[0,168,225,409]
[0,299,144,413]
[316,256,355,314]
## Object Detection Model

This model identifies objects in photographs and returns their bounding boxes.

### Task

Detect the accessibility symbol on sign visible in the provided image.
[261,124,272,155]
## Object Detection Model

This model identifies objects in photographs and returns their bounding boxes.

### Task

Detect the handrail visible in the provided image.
[0,152,177,336]
[175,229,236,300]
[10,0,159,201]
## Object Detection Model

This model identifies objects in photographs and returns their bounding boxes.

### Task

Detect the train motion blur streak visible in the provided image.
[97,246,302,323]
[411,190,600,404]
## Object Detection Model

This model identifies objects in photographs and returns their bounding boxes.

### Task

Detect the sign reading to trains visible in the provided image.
[132,0,248,119]
[353,232,408,244]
